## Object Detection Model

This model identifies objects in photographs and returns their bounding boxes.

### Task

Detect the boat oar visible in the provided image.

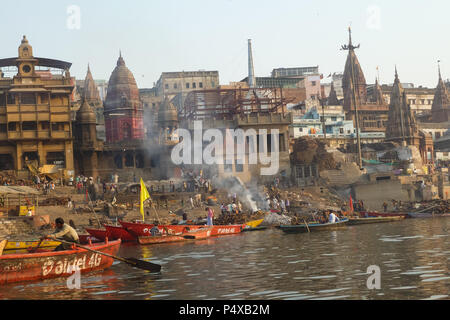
[30,239,44,253]
[303,219,311,233]
[56,239,161,273]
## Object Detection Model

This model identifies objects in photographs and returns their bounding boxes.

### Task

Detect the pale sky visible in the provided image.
[1,0,449,89]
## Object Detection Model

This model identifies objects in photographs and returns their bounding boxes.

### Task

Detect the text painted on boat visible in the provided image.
[42,253,102,276]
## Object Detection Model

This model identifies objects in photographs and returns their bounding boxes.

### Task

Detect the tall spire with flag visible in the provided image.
[140,178,151,221]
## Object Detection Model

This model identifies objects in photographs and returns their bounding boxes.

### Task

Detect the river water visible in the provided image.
[1,218,449,300]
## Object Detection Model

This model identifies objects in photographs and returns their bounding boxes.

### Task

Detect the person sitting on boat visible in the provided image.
[41,217,79,251]
[328,212,340,224]
[150,224,161,237]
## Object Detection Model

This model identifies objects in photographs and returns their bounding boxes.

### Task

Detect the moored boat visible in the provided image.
[3,240,61,251]
[104,225,136,242]
[120,220,244,238]
[244,219,264,229]
[137,227,213,245]
[407,212,450,218]
[279,218,349,233]
[347,216,404,225]
[85,227,108,241]
[0,239,121,285]
[361,211,409,218]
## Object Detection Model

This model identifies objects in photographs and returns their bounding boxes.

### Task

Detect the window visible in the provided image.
[8,122,17,131]
[0,124,6,132]
[339,128,344,134]
[311,81,316,86]
[7,93,15,104]
[211,81,215,87]
[435,132,441,139]
[165,84,169,89]
[199,82,203,88]
[235,159,243,172]
[22,122,37,130]
[186,83,190,89]
[174,83,177,89]
[192,82,196,89]
[331,117,337,121]
[41,122,49,130]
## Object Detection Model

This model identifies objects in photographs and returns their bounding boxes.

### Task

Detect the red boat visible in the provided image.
[361,211,409,218]
[85,227,108,241]
[119,220,202,237]
[120,220,244,238]
[137,227,212,245]
[104,225,136,242]
[0,239,121,285]
[85,225,136,242]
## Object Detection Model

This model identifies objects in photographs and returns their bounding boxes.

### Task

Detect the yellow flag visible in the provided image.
[140,178,151,221]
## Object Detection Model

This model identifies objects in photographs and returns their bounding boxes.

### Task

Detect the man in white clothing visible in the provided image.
[328,212,340,223]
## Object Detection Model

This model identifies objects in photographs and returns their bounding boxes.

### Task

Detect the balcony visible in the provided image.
[51,131,71,139]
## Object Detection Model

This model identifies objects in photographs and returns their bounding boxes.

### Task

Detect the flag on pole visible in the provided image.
[140,178,151,221]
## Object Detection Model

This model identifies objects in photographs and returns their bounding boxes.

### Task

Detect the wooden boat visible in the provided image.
[407,212,450,218]
[242,226,268,232]
[347,216,404,225]
[104,225,136,242]
[361,211,409,218]
[0,240,6,256]
[279,218,349,233]
[244,219,264,229]
[0,239,121,285]
[120,220,244,238]
[137,227,213,245]
[85,227,108,241]
[3,240,61,251]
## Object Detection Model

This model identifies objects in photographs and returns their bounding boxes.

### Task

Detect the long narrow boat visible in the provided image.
[120,220,244,238]
[0,239,121,285]
[137,227,212,245]
[407,212,450,218]
[362,211,409,218]
[347,216,404,225]
[3,240,61,251]
[279,218,349,233]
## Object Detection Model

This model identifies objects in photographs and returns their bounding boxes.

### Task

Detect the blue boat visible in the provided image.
[279,218,349,233]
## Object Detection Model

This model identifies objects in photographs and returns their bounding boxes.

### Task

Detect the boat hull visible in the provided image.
[0,239,121,285]
[104,225,136,242]
[362,211,409,218]
[407,212,450,218]
[85,228,108,241]
[348,216,404,225]
[4,240,61,251]
[137,227,212,245]
[279,219,349,233]
[120,220,243,238]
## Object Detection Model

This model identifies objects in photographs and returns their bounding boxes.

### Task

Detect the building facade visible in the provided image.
[0,36,74,177]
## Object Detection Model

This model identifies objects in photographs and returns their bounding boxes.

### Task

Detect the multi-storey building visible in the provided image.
[0,36,74,176]
[155,71,219,111]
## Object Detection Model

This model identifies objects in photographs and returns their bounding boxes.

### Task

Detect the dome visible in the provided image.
[104,53,141,111]
[158,97,178,123]
[76,99,97,123]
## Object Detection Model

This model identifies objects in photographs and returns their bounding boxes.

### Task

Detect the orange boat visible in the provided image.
[0,239,121,285]
[137,227,212,245]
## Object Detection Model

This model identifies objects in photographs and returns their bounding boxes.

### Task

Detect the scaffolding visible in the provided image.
[181,87,294,120]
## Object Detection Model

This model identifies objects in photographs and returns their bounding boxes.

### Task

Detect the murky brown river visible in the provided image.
[0,218,449,300]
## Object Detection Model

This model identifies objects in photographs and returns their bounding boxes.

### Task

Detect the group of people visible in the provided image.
[266,197,290,213]
[316,210,344,224]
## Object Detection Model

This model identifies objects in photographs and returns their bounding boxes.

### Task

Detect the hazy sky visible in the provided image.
[2,0,449,89]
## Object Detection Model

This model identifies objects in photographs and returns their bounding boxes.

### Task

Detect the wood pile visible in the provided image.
[39,197,69,206]
[291,137,337,171]
[214,210,267,225]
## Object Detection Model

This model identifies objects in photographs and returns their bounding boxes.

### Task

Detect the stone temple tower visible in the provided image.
[104,53,144,143]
